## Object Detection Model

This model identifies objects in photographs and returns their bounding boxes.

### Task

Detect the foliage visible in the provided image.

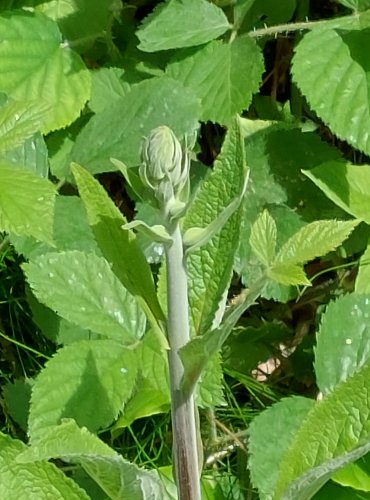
[1,0,370,498]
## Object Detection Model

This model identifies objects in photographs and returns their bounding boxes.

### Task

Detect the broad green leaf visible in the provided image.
[19,419,165,499]
[23,250,146,343]
[267,262,311,286]
[275,219,359,264]
[3,379,32,432]
[71,164,164,323]
[315,294,370,395]
[114,330,169,429]
[303,161,370,224]
[248,397,315,500]
[28,339,138,442]
[0,99,47,153]
[0,162,56,244]
[3,132,49,178]
[292,27,370,156]
[250,209,277,266]
[184,116,248,336]
[0,432,88,499]
[136,0,230,52]
[273,361,370,499]
[0,11,90,132]
[356,241,370,293]
[166,36,263,124]
[71,76,199,173]
[89,67,130,113]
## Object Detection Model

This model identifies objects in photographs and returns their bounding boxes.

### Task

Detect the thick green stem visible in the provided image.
[165,222,201,500]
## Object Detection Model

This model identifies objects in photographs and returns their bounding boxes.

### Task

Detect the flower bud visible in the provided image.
[140,126,189,205]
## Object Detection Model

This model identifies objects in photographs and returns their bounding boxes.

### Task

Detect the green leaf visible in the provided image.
[248,397,315,499]
[273,361,370,499]
[250,209,277,266]
[0,11,90,133]
[166,36,263,124]
[71,164,164,323]
[332,456,370,492]
[356,241,370,293]
[314,481,370,499]
[337,0,370,11]
[275,219,359,264]
[114,330,170,429]
[19,419,165,499]
[23,250,146,343]
[89,67,130,113]
[71,76,199,174]
[315,294,370,395]
[184,116,248,336]
[136,0,230,52]
[28,339,138,442]
[2,132,49,178]
[0,162,56,244]
[267,262,311,286]
[292,27,370,156]
[303,161,370,224]
[0,99,47,153]
[0,432,89,499]
[3,379,32,432]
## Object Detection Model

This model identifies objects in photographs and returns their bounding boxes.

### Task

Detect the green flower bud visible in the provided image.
[140,126,189,206]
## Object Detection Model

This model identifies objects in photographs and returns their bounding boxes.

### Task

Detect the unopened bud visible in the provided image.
[140,126,189,205]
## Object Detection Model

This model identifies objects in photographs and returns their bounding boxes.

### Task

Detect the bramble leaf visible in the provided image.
[250,209,277,266]
[136,0,230,52]
[0,11,90,133]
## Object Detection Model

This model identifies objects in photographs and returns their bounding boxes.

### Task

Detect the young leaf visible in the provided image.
[0,162,56,245]
[71,164,164,323]
[19,419,166,499]
[71,76,199,174]
[23,250,146,343]
[28,339,138,443]
[315,293,370,396]
[250,209,277,266]
[303,161,370,224]
[184,116,248,337]
[267,263,311,286]
[0,11,90,133]
[248,397,315,499]
[275,219,359,265]
[273,361,370,499]
[166,36,263,124]
[292,27,370,156]
[0,432,88,499]
[136,0,230,52]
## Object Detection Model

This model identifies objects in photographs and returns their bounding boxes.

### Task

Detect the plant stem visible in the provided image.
[165,221,201,500]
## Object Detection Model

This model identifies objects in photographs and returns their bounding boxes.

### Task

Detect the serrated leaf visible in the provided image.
[337,0,370,11]
[0,11,90,133]
[315,294,370,395]
[19,419,165,499]
[71,164,164,323]
[3,379,32,432]
[0,432,88,499]
[166,36,263,124]
[0,162,56,244]
[184,116,248,336]
[23,250,146,343]
[0,99,47,153]
[3,132,49,178]
[248,397,315,499]
[28,339,138,443]
[136,0,230,52]
[267,263,310,286]
[292,27,370,156]
[303,161,370,224]
[250,209,277,266]
[272,361,370,499]
[275,219,359,265]
[71,76,199,174]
